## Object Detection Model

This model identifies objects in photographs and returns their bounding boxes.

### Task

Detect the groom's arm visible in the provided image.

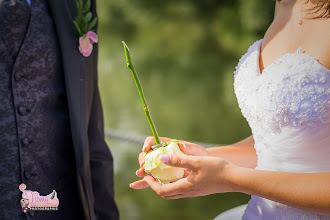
[87,43,119,219]
[87,1,119,219]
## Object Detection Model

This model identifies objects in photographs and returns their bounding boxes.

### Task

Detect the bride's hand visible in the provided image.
[143,154,238,199]
[129,136,208,189]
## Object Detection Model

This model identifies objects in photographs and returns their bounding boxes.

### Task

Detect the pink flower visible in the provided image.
[78,31,98,57]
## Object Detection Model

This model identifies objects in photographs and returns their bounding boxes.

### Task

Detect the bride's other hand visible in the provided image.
[143,136,208,156]
[136,136,208,177]
[143,154,237,199]
[130,137,208,189]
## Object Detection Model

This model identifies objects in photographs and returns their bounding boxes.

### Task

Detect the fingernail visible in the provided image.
[142,145,148,152]
[160,155,170,163]
[129,184,132,188]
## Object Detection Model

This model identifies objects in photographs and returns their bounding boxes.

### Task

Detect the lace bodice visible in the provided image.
[234,39,330,219]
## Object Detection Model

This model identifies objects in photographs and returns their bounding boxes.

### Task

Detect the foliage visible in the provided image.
[73,0,97,37]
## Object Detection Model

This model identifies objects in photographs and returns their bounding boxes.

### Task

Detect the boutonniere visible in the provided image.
[73,0,98,57]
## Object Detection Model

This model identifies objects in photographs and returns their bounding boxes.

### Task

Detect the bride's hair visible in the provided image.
[276,0,330,18]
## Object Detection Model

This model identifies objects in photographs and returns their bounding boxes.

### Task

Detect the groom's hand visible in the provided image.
[129,136,208,190]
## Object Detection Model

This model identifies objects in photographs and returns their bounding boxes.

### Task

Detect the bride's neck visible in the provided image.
[263,0,330,70]
[274,0,323,24]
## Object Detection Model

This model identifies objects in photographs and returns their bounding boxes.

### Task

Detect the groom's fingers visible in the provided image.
[129,179,149,189]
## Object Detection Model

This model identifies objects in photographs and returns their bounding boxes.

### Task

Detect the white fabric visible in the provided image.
[214,205,247,220]
[227,39,330,219]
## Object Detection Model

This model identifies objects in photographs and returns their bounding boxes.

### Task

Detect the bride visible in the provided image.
[130,0,330,219]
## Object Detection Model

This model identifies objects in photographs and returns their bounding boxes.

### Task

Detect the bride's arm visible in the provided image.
[206,135,257,168]
[232,167,330,216]
[142,154,330,216]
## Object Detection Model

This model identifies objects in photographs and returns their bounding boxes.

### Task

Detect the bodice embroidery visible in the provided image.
[234,39,330,137]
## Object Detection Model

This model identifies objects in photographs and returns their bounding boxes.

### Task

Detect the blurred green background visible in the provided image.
[96,0,275,219]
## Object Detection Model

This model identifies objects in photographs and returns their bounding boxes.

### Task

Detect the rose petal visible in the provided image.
[79,36,90,50]
[86,31,98,43]
[79,36,93,57]
[79,44,93,57]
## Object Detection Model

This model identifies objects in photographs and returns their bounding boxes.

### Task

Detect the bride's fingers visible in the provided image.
[162,194,186,200]
[143,136,155,152]
[183,169,191,177]
[178,142,189,154]
[143,175,170,196]
[143,136,172,153]
[178,141,202,156]
[138,152,144,167]
[143,175,189,197]
[129,179,149,189]
[178,141,207,156]
[136,168,147,177]
[169,170,191,184]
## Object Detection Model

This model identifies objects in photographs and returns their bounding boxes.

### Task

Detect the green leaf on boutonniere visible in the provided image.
[76,0,83,10]
[73,0,97,37]
[79,0,84,10]
[84,12,92,23]
[73,20,82,36]
[88,17,97,30]
[82,0,91,13]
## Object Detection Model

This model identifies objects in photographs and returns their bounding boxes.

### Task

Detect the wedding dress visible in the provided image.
[215,39,330,220]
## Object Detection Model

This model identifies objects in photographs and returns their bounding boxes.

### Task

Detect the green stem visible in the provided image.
[122,41,161,145]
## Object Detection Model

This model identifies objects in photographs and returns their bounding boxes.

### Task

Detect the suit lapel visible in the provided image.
[46,1,95,220]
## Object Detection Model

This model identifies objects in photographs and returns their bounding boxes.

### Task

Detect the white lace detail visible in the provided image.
[234,39,330,136]
[233,39,330,220]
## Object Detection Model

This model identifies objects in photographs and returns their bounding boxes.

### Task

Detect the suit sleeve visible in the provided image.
[87,1,119,219]
[88,74,119,220]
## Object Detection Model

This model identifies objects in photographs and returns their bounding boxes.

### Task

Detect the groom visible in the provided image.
[0,0,118,219]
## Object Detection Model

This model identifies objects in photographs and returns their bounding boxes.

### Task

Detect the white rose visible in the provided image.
[143,140,186,184]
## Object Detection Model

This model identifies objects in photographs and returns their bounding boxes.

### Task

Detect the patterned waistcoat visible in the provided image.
[0,0,85,219]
